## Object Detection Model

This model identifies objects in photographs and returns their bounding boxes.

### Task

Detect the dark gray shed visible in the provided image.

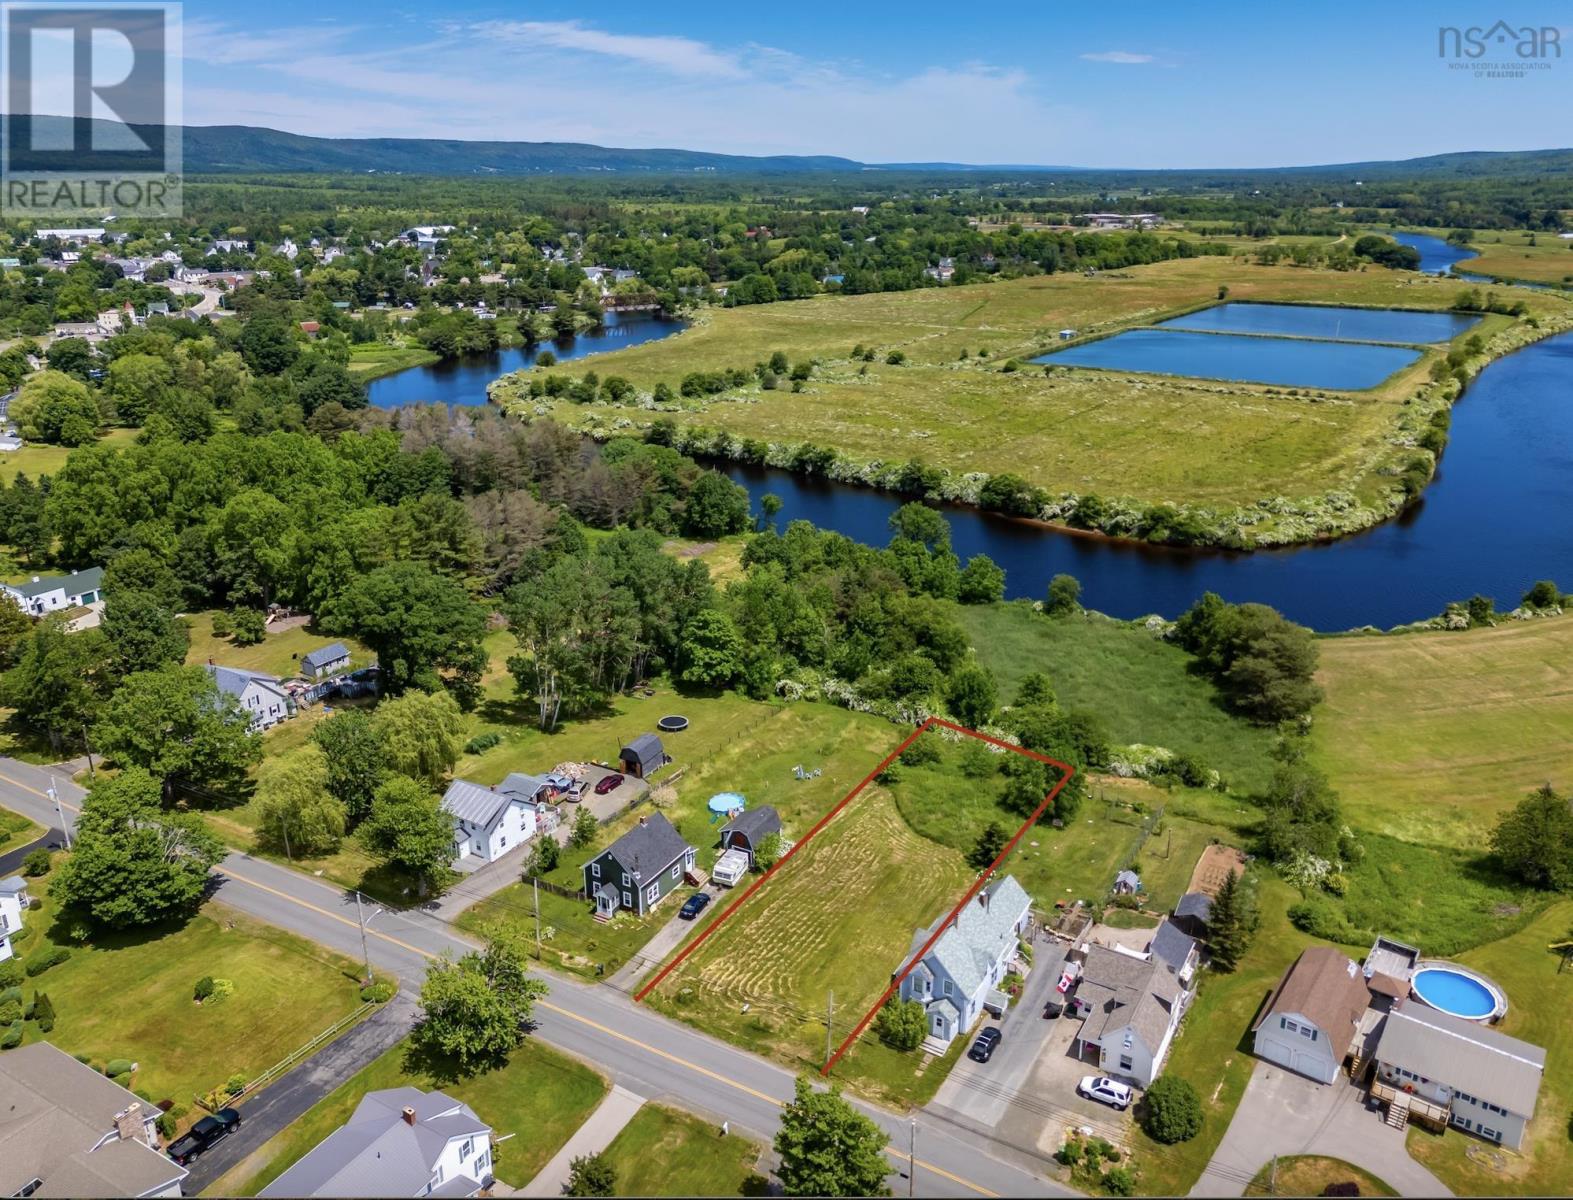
[618,733,666,779]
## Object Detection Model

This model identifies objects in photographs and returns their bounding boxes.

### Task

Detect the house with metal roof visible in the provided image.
[0,1041,187,1198]
[1071,940,1192,1086]
[1371,999,1545,1149]
[583,812,695,919]
[204,663,293,731]
[618,733,667,779]
[300,641,351,679]
[0,567,105,617]
[440,773,550,864]
[258,1086,493,1198]
[896,875,1032,1047]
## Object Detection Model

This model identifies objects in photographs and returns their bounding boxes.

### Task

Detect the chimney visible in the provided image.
[114,1103,148,1146]
[638,815,648,827]
[402,1106,417,1126]
[978,889,989,911]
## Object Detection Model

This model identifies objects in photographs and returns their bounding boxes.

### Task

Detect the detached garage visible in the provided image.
[618,733,666,779]
[1251,945,1374,1085]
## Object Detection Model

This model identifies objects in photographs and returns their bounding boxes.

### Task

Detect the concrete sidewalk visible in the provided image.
[519,1084,646,1196]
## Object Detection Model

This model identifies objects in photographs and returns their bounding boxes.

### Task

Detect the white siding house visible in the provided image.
[0,875,28,962]
[1,567,105,616]
[897,876,1032,1046]
[1070,933,1195,1088]
[204,664,294,731]
[441,775,547,864]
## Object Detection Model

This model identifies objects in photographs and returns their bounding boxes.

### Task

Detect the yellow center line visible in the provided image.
[0,766,1000,1196]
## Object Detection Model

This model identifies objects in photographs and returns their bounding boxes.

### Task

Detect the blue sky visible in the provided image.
[175,1,1573,166]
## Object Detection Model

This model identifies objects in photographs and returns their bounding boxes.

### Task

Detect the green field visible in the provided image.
[215,1036,608,1194]
[492,261,1565,535]
[184,612,373,682]
[1459,230,1573,286]
[345,342,440,380]
[599,1104,765,1197]
[1310,618,1573,848]
[956,602,1279,794]
[0,427,138,485]
[1246,1156,1396,1197]
[8,862,368,1107]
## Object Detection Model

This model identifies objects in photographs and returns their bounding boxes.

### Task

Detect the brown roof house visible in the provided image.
[0,1041,187,1197]
[1252,945,1373,1084]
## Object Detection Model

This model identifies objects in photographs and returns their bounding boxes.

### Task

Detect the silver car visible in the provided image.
[1077,1075,1133,1111]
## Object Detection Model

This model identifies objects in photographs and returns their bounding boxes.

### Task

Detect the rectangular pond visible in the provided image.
[1156,302,1480,344]
[1032,329,1422,389]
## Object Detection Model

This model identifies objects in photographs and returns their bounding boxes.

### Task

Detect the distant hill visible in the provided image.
[13,117,1573,178]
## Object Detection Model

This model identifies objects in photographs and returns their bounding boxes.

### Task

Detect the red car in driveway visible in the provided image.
[594,773,625,795]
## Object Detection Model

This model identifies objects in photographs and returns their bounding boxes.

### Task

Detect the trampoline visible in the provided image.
[707,792,745,815]
[657,715,690,733]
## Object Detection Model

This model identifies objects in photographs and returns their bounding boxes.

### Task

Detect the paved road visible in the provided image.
[0,758,1064,1198]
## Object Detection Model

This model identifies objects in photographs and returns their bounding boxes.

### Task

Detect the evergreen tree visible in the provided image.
[1206,869,1258,972]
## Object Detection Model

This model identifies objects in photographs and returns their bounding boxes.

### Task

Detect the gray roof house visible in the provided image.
[1071,941,1193,1086]
[584,812,695,919]
[205,663,294,731]
[718,806,782,862]
[896,875,1032,1047]
[0,567,105,617]
[1371,999,1545,1149]
[618,733,666,779]
[259,1086,494,1198]
[1149,919,1200,986]
[301,642,352,679]
[0,1041,187,1198]
[1171,891,1213,938]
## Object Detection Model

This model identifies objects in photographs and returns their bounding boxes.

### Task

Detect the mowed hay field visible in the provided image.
[1460,229,1573,286]
[647,787,971,1073]
[498,261,1555,512]
[1310,619,1573,848]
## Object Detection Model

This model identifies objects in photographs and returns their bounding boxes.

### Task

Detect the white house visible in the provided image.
[0,875,28,962]
[896,875,1032,1046]
[1251,945,1374,1085]
[1070,926,1197,1087]
[301,641,352,679]
[204,663,294,730]
[1,566,105,616]
[259,1086,493,1198]
[0,1042,186,1198]
[441,774,548,864]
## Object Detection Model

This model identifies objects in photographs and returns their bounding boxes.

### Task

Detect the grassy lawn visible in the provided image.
[215,1036,608,1195]
[0,803,42,855]
[184,612,373,682]
[1459,230,1573,286]
[1310,619,1573,849]
[956,602,1279,796]
[345,342,440,380]
[1403,900,1573,1196]
[9,860,368,1108]
[599,1103,765,1197]
[660,535,748,585]
[645,786,972,1106]
[492,262,1566,523]
[1129,877,1331,1195]
[0,427,137,484]
[1245,1155,1396,1197]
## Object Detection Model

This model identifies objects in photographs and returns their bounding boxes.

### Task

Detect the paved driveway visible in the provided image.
[1191,1060,1454,1197]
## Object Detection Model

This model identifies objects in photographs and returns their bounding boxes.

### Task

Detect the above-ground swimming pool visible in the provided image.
[1410,962,1507,1021]
[708,792,745,814]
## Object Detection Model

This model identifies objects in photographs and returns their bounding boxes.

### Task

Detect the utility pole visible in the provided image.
[908,1118,916,1197]
[81,726,95,778]
[48,785,71,850]
[825,990,834,1069]
[533,876,543,961]
[354,891,373,986]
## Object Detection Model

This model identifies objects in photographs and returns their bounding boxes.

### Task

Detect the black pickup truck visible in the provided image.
[167,1108,242,1165]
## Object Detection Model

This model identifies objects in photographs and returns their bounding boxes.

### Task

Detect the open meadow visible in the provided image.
[1310,618,1573,848]
[1460,229,1573,286]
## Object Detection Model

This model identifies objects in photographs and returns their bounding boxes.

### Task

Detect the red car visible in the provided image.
[594,773,625,795]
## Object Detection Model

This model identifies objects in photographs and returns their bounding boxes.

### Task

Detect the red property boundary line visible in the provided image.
[633,716,1074,1079]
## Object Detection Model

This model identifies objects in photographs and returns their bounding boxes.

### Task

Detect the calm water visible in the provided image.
[1391,230,1562,292]
[365,312,686,409]
[1158,301,1479,344]
[726,331,1573,630]
[1032,328,1421,389]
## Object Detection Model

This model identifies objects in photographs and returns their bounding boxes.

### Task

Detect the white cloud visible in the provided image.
[467,19,745,79]
[1080,50,1155,64]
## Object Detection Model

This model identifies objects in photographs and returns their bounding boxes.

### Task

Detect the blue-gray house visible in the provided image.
[301,642,351,679]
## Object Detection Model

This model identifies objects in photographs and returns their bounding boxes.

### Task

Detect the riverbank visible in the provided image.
[487,264,1573,550]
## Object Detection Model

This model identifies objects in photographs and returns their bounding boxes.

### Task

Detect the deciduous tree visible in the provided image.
[361,776,455,895]
[774,1076,891,1197]
[255,746,345,857]
[371,690,465,787]
[312,709,386,824]
[415,923,549,1072]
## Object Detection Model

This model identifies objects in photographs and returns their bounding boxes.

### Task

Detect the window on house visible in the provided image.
[1283,1018,1298,1033]
[646,882,659,904]
[622,872,630,886]
[1119,1055,1133,1071]
[622,891,632,908]
[943,980,952,997]
[670,862,680,881]
[591,862,600,879]
[460,1139,472,1160]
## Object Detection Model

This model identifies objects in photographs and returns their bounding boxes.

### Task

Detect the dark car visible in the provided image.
[678,891,712,920]
[594,773,625,795]
[1043,996,1066,1019]
[967,1026,1002,1063]
[168,1108,241,1164]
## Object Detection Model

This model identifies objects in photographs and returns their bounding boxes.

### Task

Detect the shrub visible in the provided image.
[0,962,20,988]
[156,1112,177,1139]
[1140,1075,1203,1144]
[959,743,997,779]
[106,1058,135,1078]
[1287,896,1366,944]
[31,992,54,1033]
[224,1073,248,1098]
[1522,579,1561,609]
[1045,573,1081,617]
[361,981,396,1003]
[0,986,18,1006]
[0,1021,21,1050]
[193,976,215,1002]
[464,731,501,755]
[885,350,906,365]
[899,735,942,767]
[209,610,233,638]
[231,608,266,645]
[874,998,926,1051]
[24,945,69,977]
[21,849,51,877]
[1103,1166,1136,1196]
[208,979,235,1004]
[0,1000,19,1025]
